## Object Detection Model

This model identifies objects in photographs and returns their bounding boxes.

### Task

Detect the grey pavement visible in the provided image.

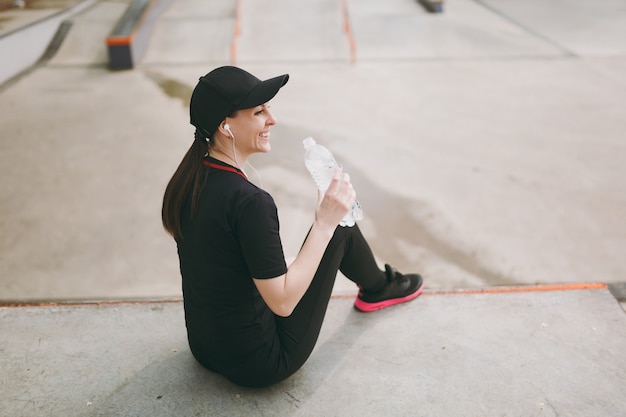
[0,0,96,85]
[1,0,625,299]
[0,0,626,415]
[2,286,626,417]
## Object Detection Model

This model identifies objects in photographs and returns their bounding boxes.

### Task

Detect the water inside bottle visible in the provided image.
[305,159,336,191]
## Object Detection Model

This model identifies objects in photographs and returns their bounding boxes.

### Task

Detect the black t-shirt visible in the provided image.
[177,157,288,368]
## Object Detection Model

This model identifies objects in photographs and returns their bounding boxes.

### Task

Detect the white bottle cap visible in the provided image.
[303,137,316,149]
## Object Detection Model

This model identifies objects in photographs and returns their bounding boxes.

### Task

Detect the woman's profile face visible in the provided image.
[227,103,277,156]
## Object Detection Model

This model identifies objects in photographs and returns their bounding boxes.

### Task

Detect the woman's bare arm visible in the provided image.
[253,168,356,317]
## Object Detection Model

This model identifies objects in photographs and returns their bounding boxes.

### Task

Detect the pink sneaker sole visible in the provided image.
[353,282,424,312]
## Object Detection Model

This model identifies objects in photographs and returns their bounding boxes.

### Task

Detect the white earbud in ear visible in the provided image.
[224,123,234,139]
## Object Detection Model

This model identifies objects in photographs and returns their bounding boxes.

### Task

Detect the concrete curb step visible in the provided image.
[418,0,444,13]
[0,0,96,86]
[106,0,152,69]
[1,281,622,307]
[106,0,175,69]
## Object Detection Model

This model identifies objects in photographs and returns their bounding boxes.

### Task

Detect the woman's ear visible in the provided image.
[217,120,234,139]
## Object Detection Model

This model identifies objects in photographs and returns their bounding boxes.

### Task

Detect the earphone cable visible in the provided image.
[230,130,263,188]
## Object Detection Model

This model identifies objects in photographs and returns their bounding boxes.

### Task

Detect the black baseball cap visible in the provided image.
[190,66,289,137]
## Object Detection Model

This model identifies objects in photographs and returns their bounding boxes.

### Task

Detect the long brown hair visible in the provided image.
[162,129,209,240]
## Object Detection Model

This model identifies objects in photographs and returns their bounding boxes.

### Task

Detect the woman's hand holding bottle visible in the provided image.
[314,167,356,230]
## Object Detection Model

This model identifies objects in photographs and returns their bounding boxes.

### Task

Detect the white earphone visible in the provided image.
[221,122,263,188]
[223,123,234,139]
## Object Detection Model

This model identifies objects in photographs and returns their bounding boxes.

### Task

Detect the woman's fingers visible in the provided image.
[314,166,357,228]
[332,170,356,207]
[328,167,351,195]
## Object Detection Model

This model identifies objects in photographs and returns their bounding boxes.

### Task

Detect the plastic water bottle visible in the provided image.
[303,137,363,227]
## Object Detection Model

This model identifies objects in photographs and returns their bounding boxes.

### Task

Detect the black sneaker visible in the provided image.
[354,264,424,312]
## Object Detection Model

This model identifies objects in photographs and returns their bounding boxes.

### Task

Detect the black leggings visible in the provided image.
[222,224,386,387]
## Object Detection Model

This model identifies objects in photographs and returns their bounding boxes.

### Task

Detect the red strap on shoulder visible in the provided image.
[202,160,248,180]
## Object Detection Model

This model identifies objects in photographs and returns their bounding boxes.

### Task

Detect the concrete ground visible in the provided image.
[1,0,625,415]
[1,0,626,301]
[2,286,626,416]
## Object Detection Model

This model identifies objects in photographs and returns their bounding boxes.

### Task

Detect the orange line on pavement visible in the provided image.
[230,0,242,65]
[340,0,356,64]
[1,285,607,307]
[331,282,608,299]
[0,297,183,308]
[423,282,608,296]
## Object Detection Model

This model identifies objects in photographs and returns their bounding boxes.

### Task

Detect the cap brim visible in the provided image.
[237,74,289,110]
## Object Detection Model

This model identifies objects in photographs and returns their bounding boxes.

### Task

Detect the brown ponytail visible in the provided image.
[161,129,209,240]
